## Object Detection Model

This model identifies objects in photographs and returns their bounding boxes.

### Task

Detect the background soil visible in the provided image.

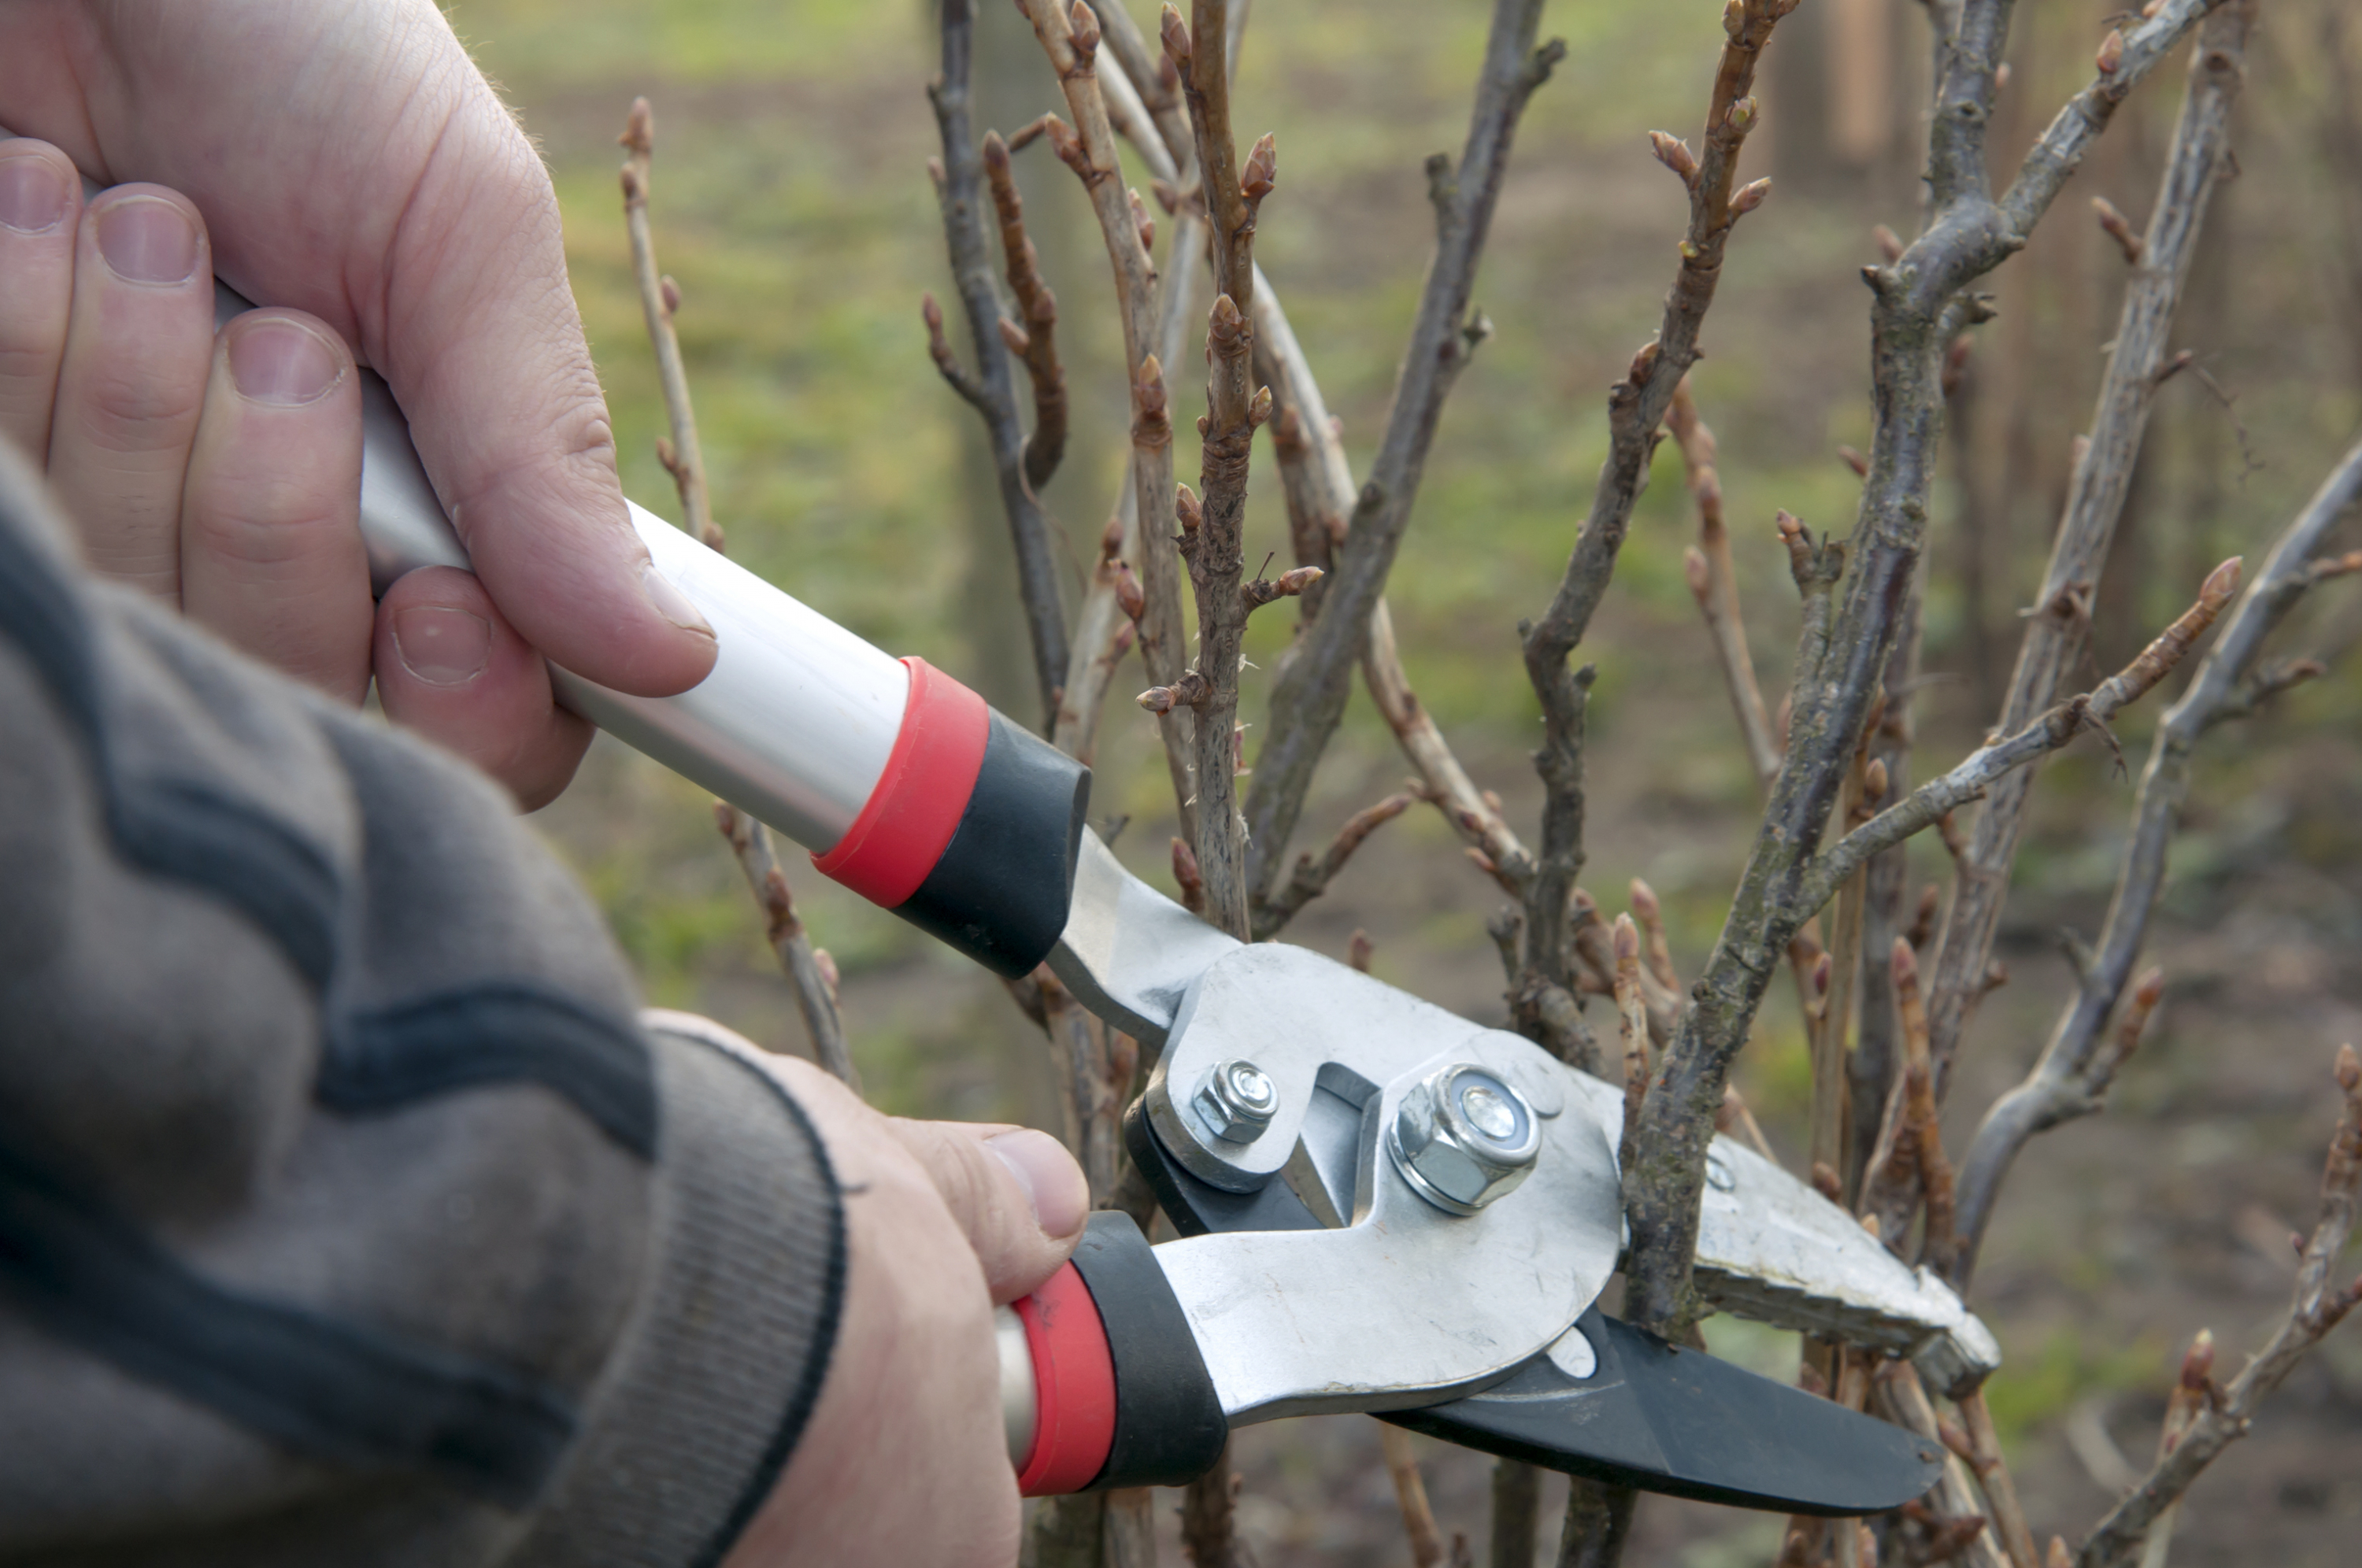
[450,0,2362,1559]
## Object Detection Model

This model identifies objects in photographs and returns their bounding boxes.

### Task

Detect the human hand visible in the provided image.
[730,1056,1090,1568]
[0,1,716,804]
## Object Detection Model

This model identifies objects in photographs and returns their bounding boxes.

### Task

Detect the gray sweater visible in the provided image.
[0,438,844,1566]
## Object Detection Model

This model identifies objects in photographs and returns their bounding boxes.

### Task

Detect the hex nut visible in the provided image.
[1386,1063,1542,1215]
[1192,1058,1279,1144]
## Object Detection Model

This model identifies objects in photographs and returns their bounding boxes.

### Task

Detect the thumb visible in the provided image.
[885,1122,1089,1305]
[371,79,716,698]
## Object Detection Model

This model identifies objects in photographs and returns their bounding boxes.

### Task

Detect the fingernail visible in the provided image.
[95,194,200,285]
[988,1130,1089,1240]
[392,605,492,686]
[642,562,714,637]
[0,156,68,235]
[229,318,343,405]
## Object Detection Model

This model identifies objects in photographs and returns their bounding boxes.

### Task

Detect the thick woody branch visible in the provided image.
[1618,0,2227,1340]
[1241,0,1562,901]
[928,0,1071,728]
[1671,379,1779,787]
[980,132,1068,492]
[1802,559,2243,915]
[1952,435,2362,1285]
[1923,0,2253,1100]
[1020,0,1198,838]
[2075,1045,2362,1567]
[1166,0,1275,940]
[1054,209,1205,763]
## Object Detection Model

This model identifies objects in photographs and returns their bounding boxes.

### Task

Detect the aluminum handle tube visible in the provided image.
[211,279,911,855]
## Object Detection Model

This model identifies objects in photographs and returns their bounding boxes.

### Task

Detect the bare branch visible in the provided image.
[1250,282,1540,893]
[1670,379,1779,786]
[980,132,1069,491]
[1250,790,1415,941]
[2075,1045,2362,1566]
[927,4,1072,727]
[622,99,855,1084]
[1952,434,2362,1284]
[1019,0,1198,834]
[1923,0,2250,1103]
[1053,206,1205,764]
[1379,1424,1449,1568]
[1242,0,1564,900]
[716,802,856,1086]
[1804,558,2244,914]
[1953,1390,2038,1568]
[1621,0,2234,1334]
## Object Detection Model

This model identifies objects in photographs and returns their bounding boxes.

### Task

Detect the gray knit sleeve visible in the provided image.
[0,438,842,1568]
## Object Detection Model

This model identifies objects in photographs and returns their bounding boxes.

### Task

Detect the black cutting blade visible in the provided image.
[1387,1307,1943,1515]
[1127,1103,1946,1515]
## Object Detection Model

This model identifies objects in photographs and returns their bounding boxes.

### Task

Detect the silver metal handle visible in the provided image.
[217,279,910,856]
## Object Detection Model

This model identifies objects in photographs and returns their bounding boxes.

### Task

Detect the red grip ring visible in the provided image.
[811,656,990,909]
[1013,1262,1118,1496]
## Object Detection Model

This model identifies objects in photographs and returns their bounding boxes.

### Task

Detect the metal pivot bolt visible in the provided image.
[1386,1063,1542,1215]
[1192,1058,1279,1144]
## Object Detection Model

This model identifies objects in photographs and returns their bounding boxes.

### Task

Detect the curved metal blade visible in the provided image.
[1390,1309,1947,1516]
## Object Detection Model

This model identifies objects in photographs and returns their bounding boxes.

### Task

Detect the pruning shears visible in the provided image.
[254,279,1997,1515]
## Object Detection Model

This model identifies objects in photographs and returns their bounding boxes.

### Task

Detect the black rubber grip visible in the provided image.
[894,712,1089,978]
[1065,1211,1228,1490]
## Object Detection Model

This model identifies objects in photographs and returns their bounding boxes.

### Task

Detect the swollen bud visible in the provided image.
[1731,177,1771,215]
[1175,483,1203,534]
[1726,95,1759,135]
[1068,0,1100,60]
[1242,133,1279,204]
[1160,3,1191,71]
[1248,385,1274,427]
[1649,130,1700,186]
[2097,28,2125,74]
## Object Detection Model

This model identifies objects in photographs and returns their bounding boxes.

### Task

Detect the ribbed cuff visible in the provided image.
[504,1026,844,1568]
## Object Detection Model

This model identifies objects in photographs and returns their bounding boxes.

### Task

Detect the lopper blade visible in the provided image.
[1390,1309,1946,1515]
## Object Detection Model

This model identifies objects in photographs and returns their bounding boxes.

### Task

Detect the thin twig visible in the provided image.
[716,803,856,1086]
[1250,789,1416,941]
[620,98,855,1083]
[1875,1362,2010,1568]
[1379,1423,1449,1568]
[1054,209,1205,764]
[1241,0,1564,900]
[1803,558,2244,916]
[2075,1045,2362,1566]
[1951,435,2362,1285]
[980,131,1068,492]
[1020,0,1198,838]
[1921,0,2253,1103]
[619,98,719,553]
[927,2,1071,727]
[1950,1390,2038,1568]
[1670,379,1779,786]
